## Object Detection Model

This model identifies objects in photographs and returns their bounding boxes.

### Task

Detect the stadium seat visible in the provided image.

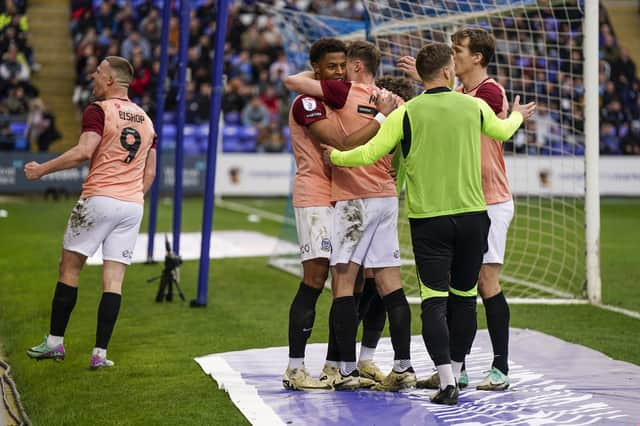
[224,111,241,125]
[162,124,177,140]
[163,111,176,123]
[9,121,28,151]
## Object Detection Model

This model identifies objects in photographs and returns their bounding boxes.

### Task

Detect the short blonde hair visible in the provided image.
[105,56,134,87]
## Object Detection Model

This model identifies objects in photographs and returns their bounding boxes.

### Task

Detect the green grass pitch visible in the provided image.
[0,196,638,425]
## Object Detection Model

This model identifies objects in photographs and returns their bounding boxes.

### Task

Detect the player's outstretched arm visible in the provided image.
[397,56,421,83]
[284,71,323,98]
[24,131,101,180]
[327,106,405,167]
[478,95,536,141]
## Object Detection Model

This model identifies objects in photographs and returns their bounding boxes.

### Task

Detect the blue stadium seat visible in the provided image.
[9,121,28,151]
[184,124,198,138]
[162,124,176,139]
[197,123,210,139]
[239,125,257,141]
[224,111,241,125]
[163,111,176,123]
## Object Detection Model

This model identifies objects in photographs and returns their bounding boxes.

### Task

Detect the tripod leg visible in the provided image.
[166,279,173,302]
[174,279,186,302]
[156,274,167,302]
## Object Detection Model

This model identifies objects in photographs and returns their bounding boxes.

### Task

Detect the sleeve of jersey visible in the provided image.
[330,105,405,167]
[475,83,504,114]
[477,98,523,141]
[320,80,351,109]
[292,96,327,126]
[81,103,105,135]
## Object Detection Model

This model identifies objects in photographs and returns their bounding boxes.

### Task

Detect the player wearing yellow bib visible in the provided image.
[324,42,535,405]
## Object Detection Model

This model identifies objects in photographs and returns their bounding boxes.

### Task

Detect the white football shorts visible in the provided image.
[294,206,334,262]
[483,199,515,265]
[331,196,401,268]
[63,196,143,265]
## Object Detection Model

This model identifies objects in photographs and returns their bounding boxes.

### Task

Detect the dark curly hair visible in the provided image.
[375,75,415,101]
[309,38,347,65]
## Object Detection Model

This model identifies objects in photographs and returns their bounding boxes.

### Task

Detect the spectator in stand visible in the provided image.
[139,7,161,45]
[257,121,285,153]
[0,117,15,151]
[269,52,290,83]
[621,120,640,154]
[94,1,117,35]
[222,77,248,117]
[5,85,28,115]
[242,95,270,130]
[0,43,29,82]
[611,47,636,84]
[260,86,281,122]
[129,53,151,99]
[0,0,28,33]
[121,31,151,61]
[73,55,97,110]
[26,98,61,152]
[600,122,620,154]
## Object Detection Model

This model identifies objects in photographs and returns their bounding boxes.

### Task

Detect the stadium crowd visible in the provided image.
[0,0,63,152]
[1,1,639,154]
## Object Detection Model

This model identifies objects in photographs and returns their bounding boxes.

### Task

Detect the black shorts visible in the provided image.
[410,211,490,296]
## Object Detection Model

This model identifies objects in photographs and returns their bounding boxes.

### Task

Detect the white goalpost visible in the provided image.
[268,0,601,304]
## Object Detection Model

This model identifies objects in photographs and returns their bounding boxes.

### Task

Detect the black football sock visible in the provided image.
[288,282,322,358]
[50,281,78,337]
[95,292,122,350]
[383,289,411,361]
[331,296,357,365]
[484,291,510,374]
[362,293,386,349]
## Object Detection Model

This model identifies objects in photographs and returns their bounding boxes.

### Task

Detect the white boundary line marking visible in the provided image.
[194,355,285,426]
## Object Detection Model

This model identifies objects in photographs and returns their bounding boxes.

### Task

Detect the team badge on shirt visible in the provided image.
[302,97,317,112]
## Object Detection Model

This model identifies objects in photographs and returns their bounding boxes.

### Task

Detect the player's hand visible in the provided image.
[375,88,398,116]
[511,95,536,121]
[397,56,421,83]
[320,144,335,166]
[24,161,43,180]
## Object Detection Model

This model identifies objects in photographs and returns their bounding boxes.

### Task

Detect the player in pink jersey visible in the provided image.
[283,38,346,391]
[286,41,415,392]
[399,28,514,391]
[24,56,156,369]
[285,39,401,391]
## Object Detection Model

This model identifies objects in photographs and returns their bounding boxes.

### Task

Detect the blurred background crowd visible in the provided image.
[1,0,639,155]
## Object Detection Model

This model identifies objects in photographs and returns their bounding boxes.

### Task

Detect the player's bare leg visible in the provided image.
[369,267,415,391]
[477,263,510,390]
[27,249,86,361]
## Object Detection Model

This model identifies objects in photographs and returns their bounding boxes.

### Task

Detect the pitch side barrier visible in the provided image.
[1,153,639,196]
[0,152,291,196]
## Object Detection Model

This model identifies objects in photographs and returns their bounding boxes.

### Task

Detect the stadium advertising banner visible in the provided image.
[0,152,292,197]
[0,153,637,196]
[505,157,640,196]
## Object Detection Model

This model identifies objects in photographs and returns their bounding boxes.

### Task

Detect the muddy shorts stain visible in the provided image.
[341,200,364,245]
[69,200,95,237]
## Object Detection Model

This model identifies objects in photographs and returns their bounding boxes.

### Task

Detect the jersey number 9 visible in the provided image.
[120,127,142,163]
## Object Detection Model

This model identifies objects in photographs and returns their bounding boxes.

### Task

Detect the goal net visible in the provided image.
[268,0,590,303]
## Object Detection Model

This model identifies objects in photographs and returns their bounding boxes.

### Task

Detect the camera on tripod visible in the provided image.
[147,236,185,302]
